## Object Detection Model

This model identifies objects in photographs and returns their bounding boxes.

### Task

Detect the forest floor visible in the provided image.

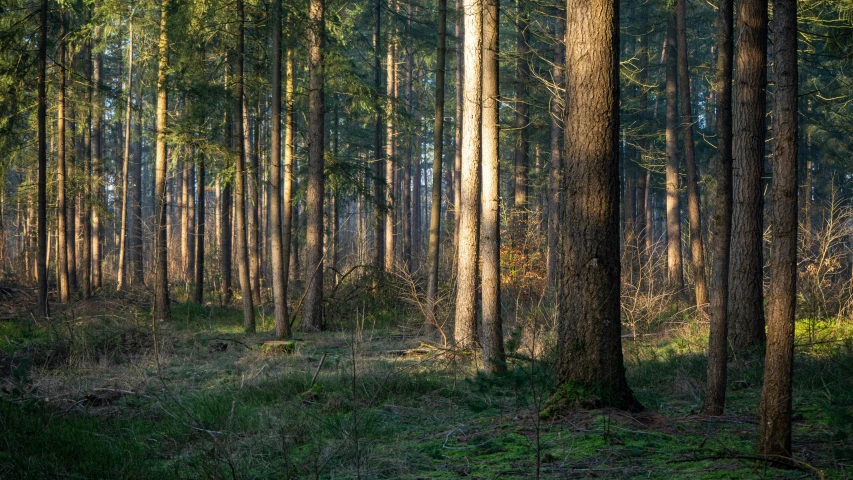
[0,285,852,479]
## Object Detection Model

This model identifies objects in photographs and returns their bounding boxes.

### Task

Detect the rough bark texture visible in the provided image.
[57,18,70,304]
[426,0,447,328]
[556,0,637,410]
[729,0,767,350]
[281,47,295,325]
[385,39,397,272]
[454,0,482,349]
[453,0,462,259]
[153,0,171,322]
[271,1,290,339]
[481,0,505,375]
[676,0,707,312]
[703,0,733,417]
[664,14,684,291]
[302,0,325,331]
[759,0,797,457]
[235,0,255,333]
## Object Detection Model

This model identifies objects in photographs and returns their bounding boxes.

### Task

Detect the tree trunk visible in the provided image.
[303,0,326,331]
[481,0,505,374]
[245,95,261,304]
[729,0,767,350]
[426,0,447,328]
[373,0,385,280]
[194,154,206,304]
[385,38,397,273]
[512,0,529,223]
[676,0,707,312]
[131,90,143,286]
[271,1,290,338]
[453,0,463,258]
[57,16,70,304]
[556,0,638,411]
[181,156,192,282]
[153,0,171,322]
[92,28,103,290]
[235,0,255,332]
[703,0,733,417]
[282,47,295,323]
[664,14,684,291]
[759,0,797,457]
[118,16,133,291]
[454,0,482,348]
[547,5,564,293]
[37,0,49,318]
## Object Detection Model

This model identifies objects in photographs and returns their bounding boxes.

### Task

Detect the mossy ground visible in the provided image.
[0,292,851,478]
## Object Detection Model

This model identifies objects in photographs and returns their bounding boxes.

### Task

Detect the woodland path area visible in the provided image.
[1,287,850,479]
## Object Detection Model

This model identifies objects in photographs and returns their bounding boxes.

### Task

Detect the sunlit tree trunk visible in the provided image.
[385,36,397,272]
[454,0,482,348]
[664,14,684,291]
[481,0,505,374]
[453,0,463,258]
[704,0,733,417]
[57,15,70,304]
[729,0,767,350]
[303,0,326,331]
[37,0,49,318]
[153,0,171,322]
[244,95,261,304]
[556,0,638,410]
[759,0,798,457]
[373,0,385,280]
[235,0,255,332]
[118,16,133,291]
[271,0,290,338]
[92,25,103,290]
[676,0,707,312]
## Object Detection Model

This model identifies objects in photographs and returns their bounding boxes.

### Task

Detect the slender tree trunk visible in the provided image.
[481,0,505,374]
[704,0,733,416]
[131,91,143,285]
[454,0,482,348]
[408,16,421,267]
[194,154,206,304]
[453,0,462,256]
[729,0,767,350]
[385,38,397,272]
[547,5,564,293]
[271,1,290,338]
[37,0,49,318]
[303,0,326,331]
[426,0,447,328]
[676,0,707,312]
[118,17,133,291]
[57,16,70,304]
[282,47,295,320]
[556,0,638,411]
[153,0,171,322]
[82,50,93,299]
[181,156,192,282]
[759,0,797,457]
[92,26,103,289]
[512,0,529,222]
[664,14,684,291]
[373,0,385,280]
[235,0,255,332]
[245,95,261,304]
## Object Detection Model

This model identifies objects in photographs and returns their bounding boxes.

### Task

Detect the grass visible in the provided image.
[0,294,851,478]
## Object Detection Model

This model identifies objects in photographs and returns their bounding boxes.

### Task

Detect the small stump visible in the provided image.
[262,341,296,356]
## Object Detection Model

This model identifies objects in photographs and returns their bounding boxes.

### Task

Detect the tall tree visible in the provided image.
[676,0,707,311]
[512,0,529,220]
[426,0,447,328]
[37,0,49,318]
[729,0,767,350]
[117,15,133,291]
[57,14,70,304]
[759,0,798,457]
[453,0,462,255]
[546,5,564,292]
[664,13,684,291]
[235,0,255,332]
[194,154,205,304]
[271,0,290,339]
[281,46,295,326]
[481,0,505,374]
[454,0,482,348]
[303,0,326,331]
[556,0,637,410]
[385,33,397,272]
[703,0,734,417]
[91,17,103,289]
[373,0,385,279]
[153,0,171,322]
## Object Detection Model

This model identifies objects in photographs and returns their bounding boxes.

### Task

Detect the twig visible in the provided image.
[309,352,327,388]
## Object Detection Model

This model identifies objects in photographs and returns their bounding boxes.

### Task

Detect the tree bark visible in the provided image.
[57,16,70,304]
[235,0,255,332]
[759,0,797,457]
[385,37,397,272]
[676,0,707,312]
[481,0,505,374]
[373,0,385,280]
[118,16,133,291]
[547,5,564,293]
[729,0,767,350]
[153,0,171,322]
[271,1,290,338]
[303,0,326,331]
[512,0,529,222]
[556,0,638,410]
[454,0,482,348]
[664,14,684,292]
[91,25,103,290]
[453,0,463,259]
[194,154,206,304]
[703,0,733,417]
[426,0,447,328]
